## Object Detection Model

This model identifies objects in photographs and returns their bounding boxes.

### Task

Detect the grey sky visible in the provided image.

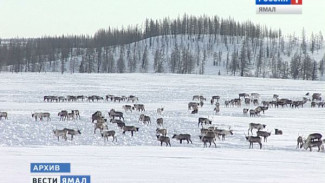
[0,0,324,38]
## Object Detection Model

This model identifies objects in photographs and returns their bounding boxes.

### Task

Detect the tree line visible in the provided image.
[0,15,324,80]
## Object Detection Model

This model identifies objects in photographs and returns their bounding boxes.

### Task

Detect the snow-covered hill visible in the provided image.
[2,34,324,80]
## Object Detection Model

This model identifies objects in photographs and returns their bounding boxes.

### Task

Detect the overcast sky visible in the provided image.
[0,0,324,38]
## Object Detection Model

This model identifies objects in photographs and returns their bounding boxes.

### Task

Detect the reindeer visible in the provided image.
[243,108,249,115]
[122,126,139,136]
[0,112,8,120]
[41,112,51,121]
[211,96,220,102]
[239,93,249,99]
[198,117,212,127]
[157,135,171,146]
[251,93,260,99]
[303,140,323,152]
[156,128,167,136]
[248,123,266,135]
[128,95,139,102]
[262,101,270,107]
[106,95,114,101]
[256,106,268,114]
[199,135,216,148]
[253,99,259,106]
[110,119,125,129]
[306,133,322,142]
[156,118,163,127]
[245,98,251,105]
[58,110,68,121]
[32,112,51,121]
[67,95,77,102]
[172,134,192,144]
[72,110,80,119]
[92,111,103,123]
[94,122,108,134]
[53,129,68,141]
[256,131,271,142]
[101,130,117,142]
[109,109,124,120]
[311,102,316,108]
[63,128,81,140]
[66,112,75,121]
[274,129,283,135]
[192,95,201,100]
[44,96,52,102]
[214,103,220,113]
[249,109,257,117]
[87,95,96,102]
[245,135,262,149]
[225,100,231,107]
[157,107,164,115]
[188,102,199,110]
[113,96,122,102]
[133,104,145,112]
[233,98,241,107]
[122,105,133,113]
[214,128,233,141]
[139,114,151,125]
[297,136,303,149]
[76,95,86,101]
[312,93,322,101]
[58,96,66,102]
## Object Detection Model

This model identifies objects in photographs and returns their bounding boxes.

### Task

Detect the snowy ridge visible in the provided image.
[2,34,324,80]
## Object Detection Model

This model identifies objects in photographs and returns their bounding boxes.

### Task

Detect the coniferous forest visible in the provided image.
[0,15,324,80]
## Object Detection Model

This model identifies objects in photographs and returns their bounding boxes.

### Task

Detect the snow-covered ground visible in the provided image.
[0,73,324,182]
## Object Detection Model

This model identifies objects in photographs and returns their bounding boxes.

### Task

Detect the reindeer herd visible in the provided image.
[43,95,139,103]
[0,92,324,152]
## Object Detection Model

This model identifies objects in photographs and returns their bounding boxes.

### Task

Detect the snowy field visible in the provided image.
[0,73,324,182]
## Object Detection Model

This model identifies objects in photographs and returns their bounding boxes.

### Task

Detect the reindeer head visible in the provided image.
[229,130,234,135]
[77,130,81,134]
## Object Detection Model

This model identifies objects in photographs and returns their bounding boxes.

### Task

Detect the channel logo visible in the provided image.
[256,0,302,14]
[30,163,91,183]
[256,0,302,5]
